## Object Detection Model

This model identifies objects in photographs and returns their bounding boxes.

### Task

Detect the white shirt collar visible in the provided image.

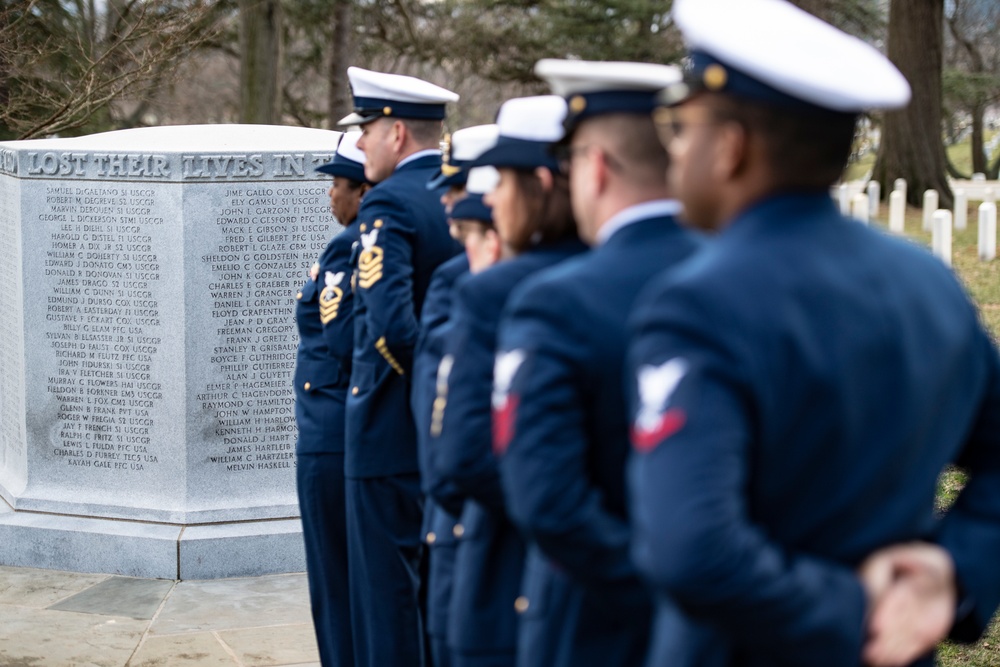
[595,199,683,245]
[396,148,442,171]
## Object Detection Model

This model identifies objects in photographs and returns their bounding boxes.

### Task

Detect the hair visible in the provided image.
[401,118,444,146]
[451,218,493,243]
[586,113,669,188]
[710,95,858,189]
[507,169,577,254]
[336,176,368,192]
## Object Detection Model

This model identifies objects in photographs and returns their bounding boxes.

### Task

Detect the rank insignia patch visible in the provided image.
[631,358,689,453]
[319,271,345,324]
[491,349,526,455]
[358,228,384,289]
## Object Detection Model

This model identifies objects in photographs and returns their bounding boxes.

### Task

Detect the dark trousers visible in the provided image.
[297,452,353,667]
[346,473,425,667]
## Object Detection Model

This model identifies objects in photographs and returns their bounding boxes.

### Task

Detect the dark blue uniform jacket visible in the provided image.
[295,223,354,453]
[412,252,470,641]
[494,214,702,667]
[435,239,587,655]
[346,154,461,478]
[626,193,1000,667]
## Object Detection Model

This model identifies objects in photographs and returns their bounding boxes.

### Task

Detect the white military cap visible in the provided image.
[449,167,499,225]
[534,59,682,135]
[470,96,567,172]
[466,166,500,195]
[666,0,910,113]
[428,124,500,189]
[316,131,368,183]
[338,67,460,126]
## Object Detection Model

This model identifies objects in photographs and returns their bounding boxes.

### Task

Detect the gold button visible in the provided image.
[360,223,366,232]
[296,291,303,300]
[514,596,529,613]
[433,397,446,410]
[352,386,359,395]
[426,532,437,544]
[383,106,392,116]
[569,95,587,114]
[452,524,464,538]
[304,382,311,391]
[374,219,383,228]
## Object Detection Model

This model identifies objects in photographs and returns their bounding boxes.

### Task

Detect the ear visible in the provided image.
[535,166,554,192]
[392,120,407,153]
[713,120,748,182]
[486,228,502,263]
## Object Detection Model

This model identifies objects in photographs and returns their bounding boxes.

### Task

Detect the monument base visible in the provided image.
[0,500,305,580]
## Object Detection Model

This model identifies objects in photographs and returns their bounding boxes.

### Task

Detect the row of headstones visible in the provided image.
[836,180,998,266]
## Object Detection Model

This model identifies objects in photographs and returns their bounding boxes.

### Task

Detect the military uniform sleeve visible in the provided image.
[355,194,419,375]
[497,280,643,597]
[319,230,357,370]
[433,277,506,513]
[625,284,867,666]
[938,331,1000,642]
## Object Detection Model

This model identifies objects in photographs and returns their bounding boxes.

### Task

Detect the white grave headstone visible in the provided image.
[838,184,850,216]
[980,202,997,261]
[972,172,987,181]
[867,181,880,219]
[889,190,905,234]
[852,193,870,224]
[954,189,968,231]
[923,190,938,231]
[932,209,953,267]
[894,178,907,204]
[0,125,342,579]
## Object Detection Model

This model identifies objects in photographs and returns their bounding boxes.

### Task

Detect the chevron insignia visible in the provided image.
[319,272,345,324]
[358,228,384,289]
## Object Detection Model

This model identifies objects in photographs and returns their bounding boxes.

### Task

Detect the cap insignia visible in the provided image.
[703,64,728,91]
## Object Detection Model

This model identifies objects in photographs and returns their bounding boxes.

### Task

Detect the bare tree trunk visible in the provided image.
[328,0,353,128]
[872,0,953,208]
[970,102,987,174]
[239,0,282,125]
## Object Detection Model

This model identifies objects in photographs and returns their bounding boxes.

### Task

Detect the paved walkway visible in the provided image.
[0,566,320,666]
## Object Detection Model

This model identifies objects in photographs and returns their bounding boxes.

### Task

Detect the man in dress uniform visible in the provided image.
[414,125,499,667]
[626,1,1000,666]
[493,61,702,667]
[337,66,462,667]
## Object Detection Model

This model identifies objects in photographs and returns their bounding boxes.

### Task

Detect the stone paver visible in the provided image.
[150,574,312,636]
[128,632,238,667]
[0,606,148,667]
[218,623,321,666]
[0,567,319,666]
[0,565,109,608]
[50,576,175,620]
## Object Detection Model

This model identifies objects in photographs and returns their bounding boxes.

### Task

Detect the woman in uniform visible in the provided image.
[430,95,584,667]
[293,131,369,667]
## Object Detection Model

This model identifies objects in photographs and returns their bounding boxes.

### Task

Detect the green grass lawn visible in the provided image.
[871,207,1000,666]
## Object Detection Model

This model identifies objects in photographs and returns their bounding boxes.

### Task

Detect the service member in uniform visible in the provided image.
[491,62,702,667]
[432,95,586,667]
[448,168,501,274]
[294,131,370,667]
[336,67,462,667]
[626,2,1000,666]
[415,125,499,667]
